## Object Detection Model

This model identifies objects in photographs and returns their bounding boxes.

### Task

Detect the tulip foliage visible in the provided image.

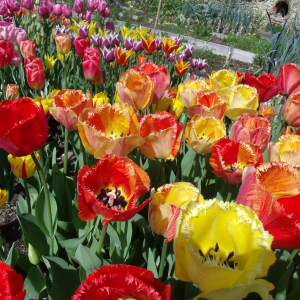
[1,3,300,300]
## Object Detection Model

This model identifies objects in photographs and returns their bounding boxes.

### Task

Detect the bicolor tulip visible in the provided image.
[44,54,57,69]
[116,68,155,111]
[155,38,162,50]
[152,97,184,120]
[24,56,44,69]
[55,33,72,55]
[245,72,280,102]
[140,32,156,54]
[229,113,272,152]
[237,162,300,249]
[115,45,134,66]
[0,22,17,43]
[184,44,193,57]
[209,138,263,185]
[109,33,119,47]
[0,40,13,68]
[91,33,102,47]
[74,37,91,58]
[191,58,207,70]
[258,103,278,120]
[6,84,19,98]
[133,40,143,52]
[278,62,300,96]
[100,46,115,62]
[281,90,300,127]
[78,103,144,158]
[0,189,8,208]
[15,28,28,46]
[174,59,190,76]
[209,69,238,97]
[162,37,176,55]
[174,199,276,300]
[171,36,181,49]
[187,89,227,120]
[139,112,184,160]
[0,98,48,156]
[137,53,148,66]
[226,84,259,121]
[185,115,226,154]
[124,36,134,50]
[20,39,36,58]
[77,154,150,224]
[77,23,90,38]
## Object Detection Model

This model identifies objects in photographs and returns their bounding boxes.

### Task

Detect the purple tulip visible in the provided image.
[100,46,115,62]
[191,58,198,68]
[102,36,110,48]
[101,7,110,18]
[4,14,13,22]
[176,54,186,63]
[171,37,181,50]
[124,37,133,50]
[0,2,7,16]
[70,32,77,46]
[38,0,53,19]
[155,38,162,50]
[82,10,91,21]
[42,0,53,10]
[105,21,114,32]
[197,58,207,70]
[77,23,90,38]
[133,40,142,52]
[109,33,119,47]
[52,4,62,16]
[62,4,72,18]
[7,0,20,12]
[97,0,106,13]
[15,28,27,46]
[91,33,102,47]
[168,53,175,61]
[73,0,84,14]
[87,0,98,11]
[21,0,34,10]
[184,45,194,58]
[56,25,70,35]
[11,50,22,66]
[0,22,17,43]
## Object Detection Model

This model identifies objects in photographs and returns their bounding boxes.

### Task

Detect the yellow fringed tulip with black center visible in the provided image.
[174,199,276,300]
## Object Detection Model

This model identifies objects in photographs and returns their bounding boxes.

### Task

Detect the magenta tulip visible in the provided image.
[87,0,98,11]
[21,0,34,10]
[62,4,72,18]
[82,10,91,21]
[73,0,84,14]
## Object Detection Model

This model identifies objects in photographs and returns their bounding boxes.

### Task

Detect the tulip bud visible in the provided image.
[92,68,104,85]
[55,33,72,55]
[25,66,45,90]
[97,0,107,13]
[155,38,162,50]
[6,84,19,98]
[15,28,27,46]
[28,244,41,265]
[87,0,98,11]
[7,0,20,12]
[0,2,8,16]
[35,33,41,46]
[124,37,133,50]
[101,7,110,18]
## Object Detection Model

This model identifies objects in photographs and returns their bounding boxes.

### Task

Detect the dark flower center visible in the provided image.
[97,187,127,211]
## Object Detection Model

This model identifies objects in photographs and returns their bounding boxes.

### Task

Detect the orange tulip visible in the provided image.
[283,126,298,135]
[115,45,134,66]
[258,104,278,120]
[187,90,227,120]
[139,111,184,160]
[174,60,190,76]
[78,103,144,159]
[140,33,156,54]
[162,37,176,55]
[6,84,19,98]
[50,89,93,131]
[116,68,155,111]
[281,91,300,127]
[55,33,72,55]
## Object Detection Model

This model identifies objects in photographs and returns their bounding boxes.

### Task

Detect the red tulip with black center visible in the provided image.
[77,154,151,225]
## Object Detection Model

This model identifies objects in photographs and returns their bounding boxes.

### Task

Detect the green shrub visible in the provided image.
[265,23,283,34]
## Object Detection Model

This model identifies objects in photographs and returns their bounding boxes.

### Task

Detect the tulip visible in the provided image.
[226,84,259,121]
[92,69,103,86]
[245,72,280,102]
[7,0,20,12]
[209,69,238,96]
[15,28,27,46]
[77,23,90,38]
[97,0,107,13]
[278,62,300,96]
[73,0,84,14]
[149,182,204,242]
[50,89,93,131]
[0,261,26,299]
[69,32,77,46]
[0,40,14,68]
[55,33,72,55]
[4,12,13,23]
[109,33,119,47]
[133,40,143,52]
[92,92,109,108]
[62,4,72,18]
[100,46,114,62]
[178,79,209,108]
[8,152,40,178]
[152,97,184,120]
[25,65,45,90]
[31,90,59,118]
[83,53,100,81]
[187,89,228,120]
[281,90,300,127]
[115,45,134,66]
[184,44,193,57]
[52,3,62,16]
[77,154,150,224]
[55,25,70,35]
[116,68,155,111]
[229,113,272,152]
[124,36,134,50]
[237,162,300,249]
[209,138,263,184]
[105,21,114,32]
[74,37,91,58]
[24,55,44,69]
[57,51,71,62]
[0,2,8,15]
[44,54,57,69]
[0,22,17,43]
[162,37,176,55]
[101,7,110,18]
[10,50,22,67]
[191,58,207,70]
[171,36,181,49]
[140,32,156,54]
[91,33,102,47]
[174,59,190,76]
[6,84,19,98]
[87,0,98,10]
[20,39,36,58]
[174,199,276,300]
[72,265,171,300]
[0,189,8,208]
[38,0,53,19]
[82,10,91,22]
[22,0,34,10]
[139,112,184,160]
[155,38,162,50]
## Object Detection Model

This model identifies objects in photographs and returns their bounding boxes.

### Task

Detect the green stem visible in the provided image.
[63,128,69,175]
[225,184,234,202]
[96,224,108,257]
[158,241,168,279]
[80,138,87,166]
[95,84,98,95]
[63,57,67,89]
[0,69,5,100]
[23,178,31,214]
[30,153,53,237]
[37,264,45,280]
[278,249,299,282]
[116,221,122,259]
[152,234,159,261]
[92,215,101,237]
[287,271,300,300]
[160,159,166,186]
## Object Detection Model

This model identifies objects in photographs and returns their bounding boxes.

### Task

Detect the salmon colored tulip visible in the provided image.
[77,154,151,225]
[187,89,228,120]
[0,189,8,209]
[139,111,184,160]
[209,138,263,184]
[178,79,209,108]
[226,85,259,121]
[258,103,278,120]
[140,32,156,54]
[8,152,40,178]
[185,115,226,154]
[116,68,155,111]
[148,182,204,242]
[152,97,184,120]
[6,84,19,98]
[55,33,72,55]
[229,113,272,152]
[50,89,93,131]
[78,103,144,159]
[93,92,110,108]
[162,37,176,55]
[237,162,300,249]
[174,59,190,76]
[115,45,134,66]
[20,39,36,58]
[281,91,300,127]
[278,62,300,96]
[209,69,238,97]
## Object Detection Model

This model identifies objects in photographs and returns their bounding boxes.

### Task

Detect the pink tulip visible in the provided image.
[7,0,20,12]
[73,0,84,14]
[97,0,107,13]
[62,4,72,18]
[10,50,22,66]
[52,4,62,17]
[0,1,8,15]
[87,0,98,11]
[101,7,110,18]
[0,22,17,43]
[21,0,34,10]
[82,10,91,21]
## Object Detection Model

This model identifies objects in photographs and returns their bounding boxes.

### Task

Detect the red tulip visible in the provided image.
[92,69,103,85]
[0,261,26,300]
[0,40,14,69]
[0,98,48,156]
[278,62,300,96]
[245,72,280,102]
[25,65,45,90]
[24,55,44,69]
[72,264,171,300]
[74,37,91,58]
[77,154,150,224]
[209,138,263,184]
[237,162,300,250]
[82,47,101,81]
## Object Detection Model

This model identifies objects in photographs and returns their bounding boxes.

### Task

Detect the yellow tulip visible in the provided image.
[152,97,184,120]
[57,51,71,62]
[7,153,40,178]
[226,84,259,121]
[0,189,8,209]
[210,69,238,97]
[185,115,226,154]
[120,25,134,39]
[44,54,58,69]
[93,92,110,108]
[98,28,109,37]
[149,182,204,242]
[133,25,149,40]
[174,199,276,300]
[88,21,96,37]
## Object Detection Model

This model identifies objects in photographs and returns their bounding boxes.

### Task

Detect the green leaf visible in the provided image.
[16,252,32,274]
[147,248,158,278]
[275,262,294,300]
[23,266,46,300]
[181,147,196,180]
[16,195,28,214]
[5,243,19,268]
[107,223,121,247]
[75,245,102,275]
[185,282,201,299]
